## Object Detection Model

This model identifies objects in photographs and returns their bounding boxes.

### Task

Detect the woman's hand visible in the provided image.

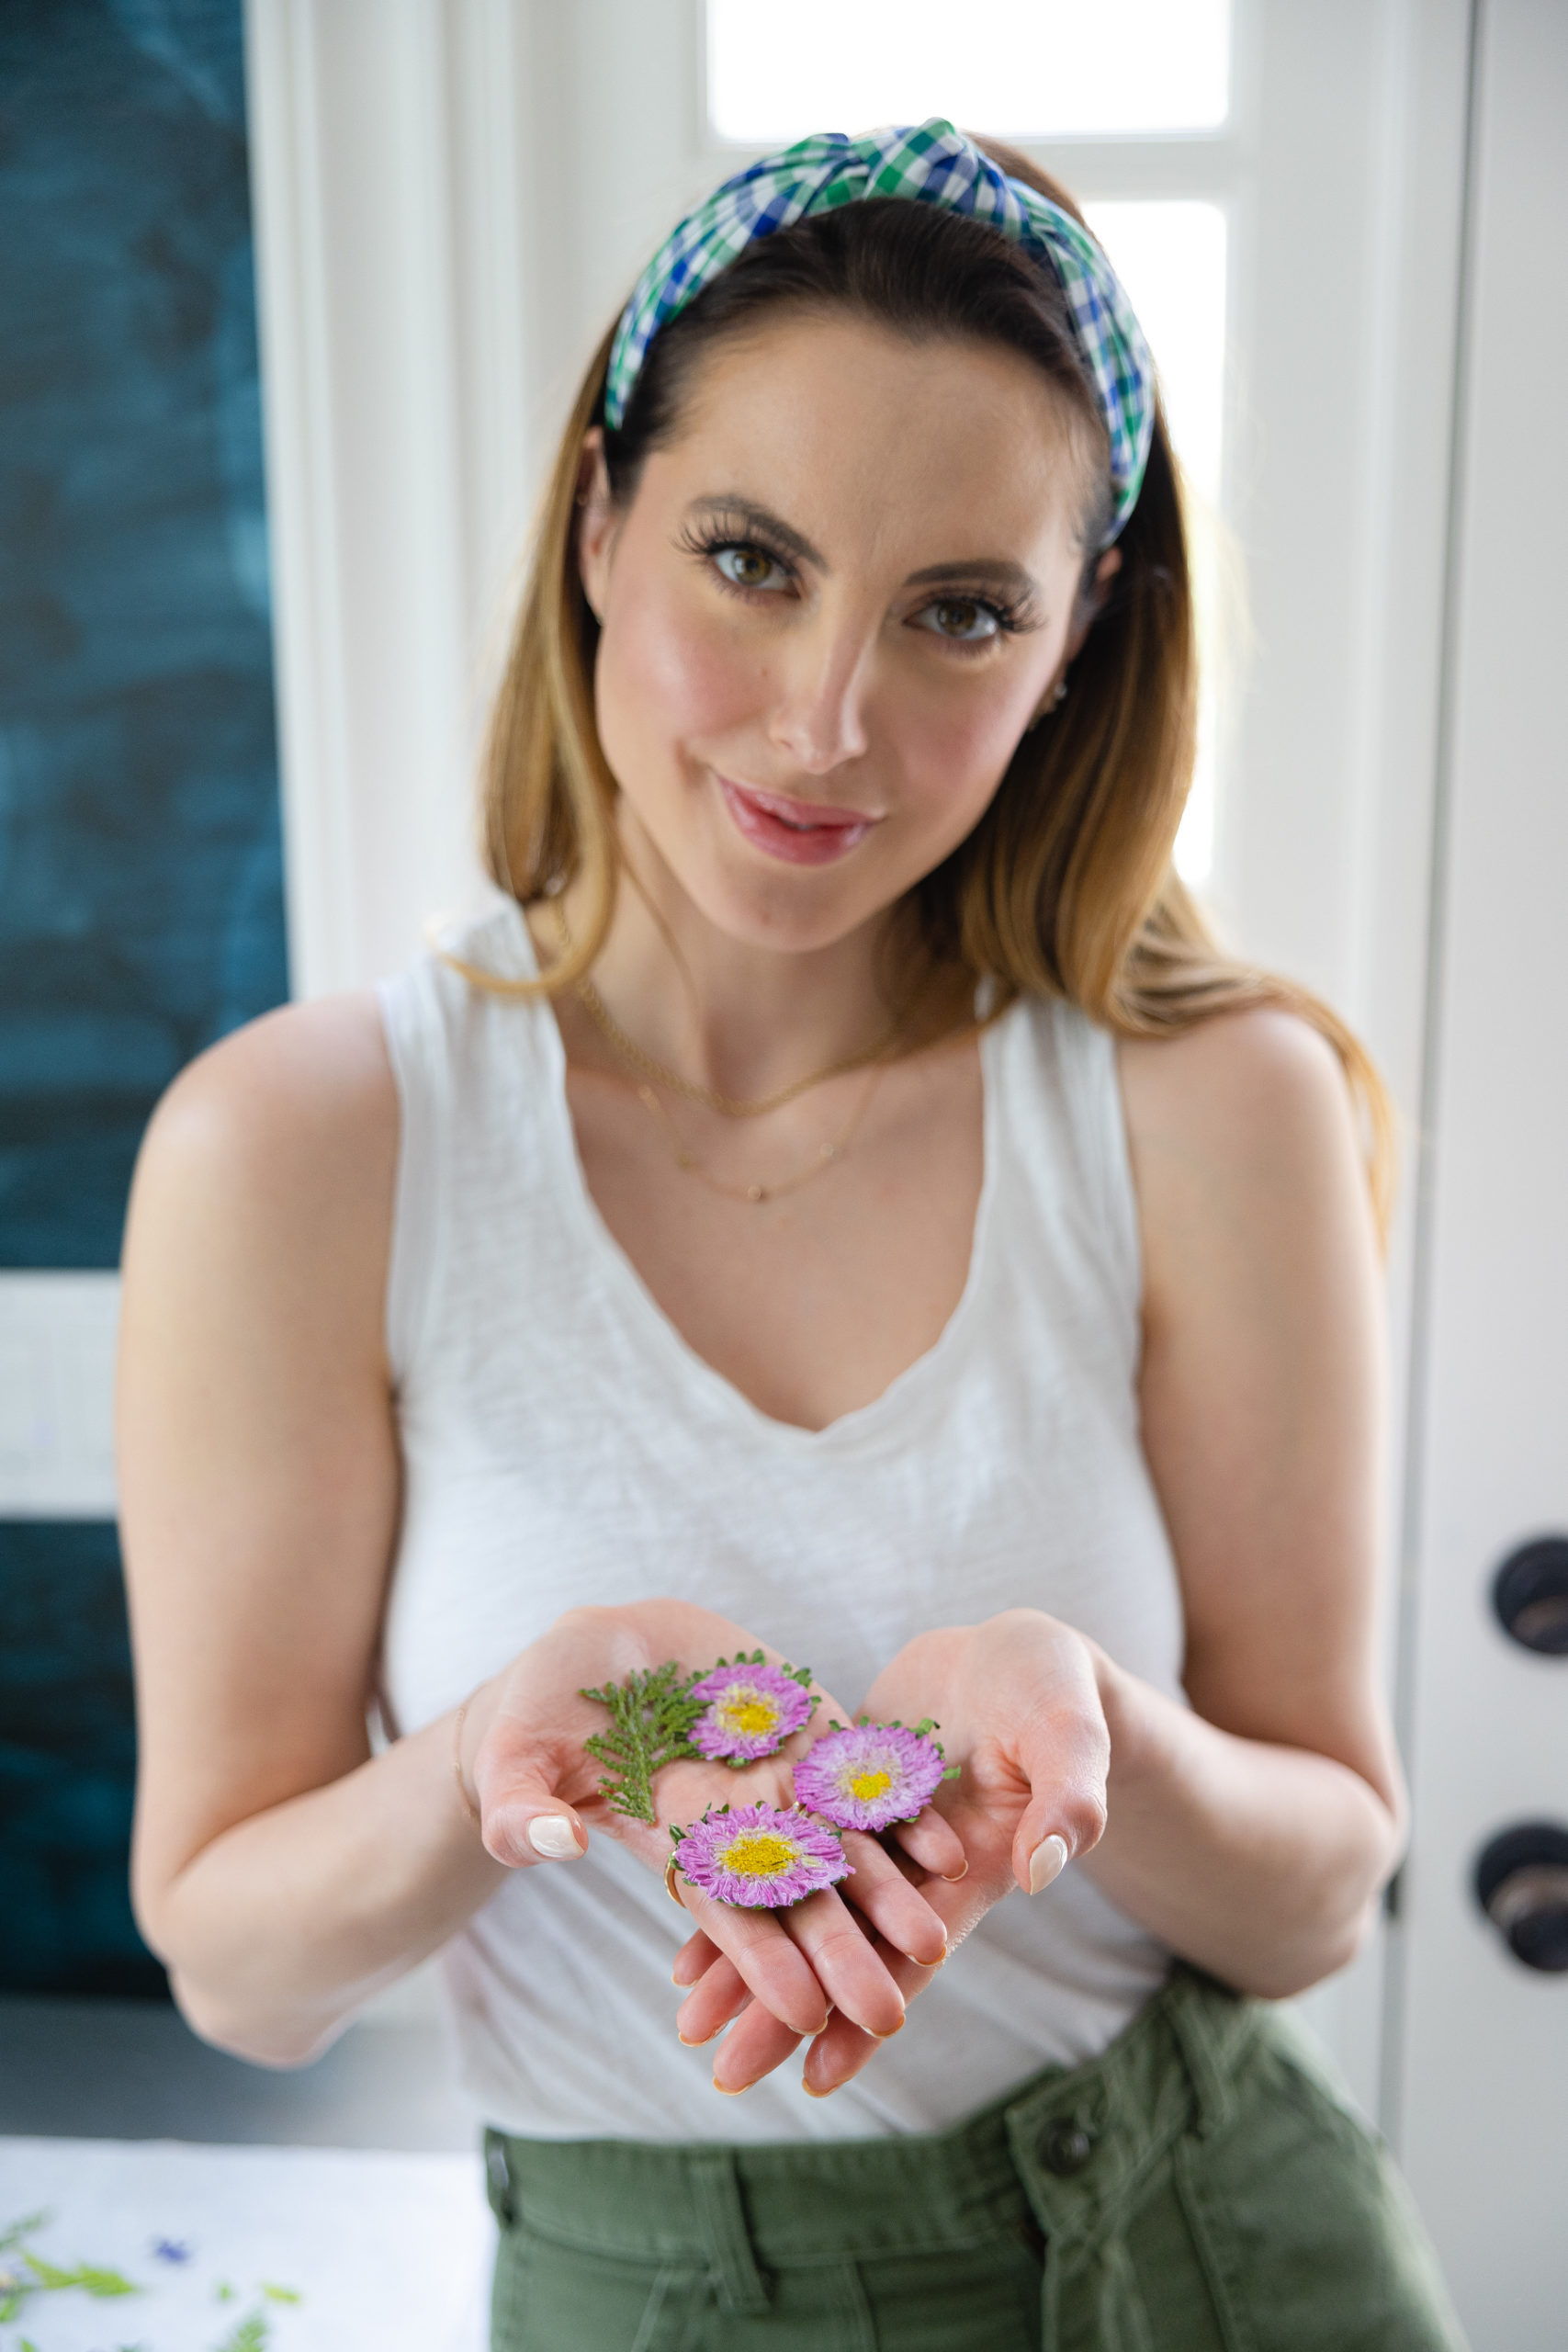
[671,1610,1110,2094]
[465,1600,951,2049]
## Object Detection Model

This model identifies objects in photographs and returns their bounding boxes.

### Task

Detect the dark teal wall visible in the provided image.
[0,0,288,1994]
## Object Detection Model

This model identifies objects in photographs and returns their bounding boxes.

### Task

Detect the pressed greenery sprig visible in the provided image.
[579,1659,705,1823]
[0,2211,140,2326]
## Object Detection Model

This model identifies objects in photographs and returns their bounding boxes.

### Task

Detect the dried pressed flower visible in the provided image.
[671,1802,851,1907]
[792,1719,951,1832]
[689,1655,816,1764]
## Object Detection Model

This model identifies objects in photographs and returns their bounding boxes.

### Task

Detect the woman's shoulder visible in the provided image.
[1117,1002,1355,1172]
[131,991,399,1278]
[1113,1003,1375,1315]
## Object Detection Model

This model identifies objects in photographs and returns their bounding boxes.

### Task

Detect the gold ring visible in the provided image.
[665,1858,688,1909]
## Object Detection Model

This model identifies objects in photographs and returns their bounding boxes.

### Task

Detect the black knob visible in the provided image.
[1492,1536,1568,1655]
[1474,1823,1568,1972]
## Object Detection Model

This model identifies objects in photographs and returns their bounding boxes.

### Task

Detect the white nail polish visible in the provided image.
[1028,1834,1069,1894]
[526,1815,581,1859]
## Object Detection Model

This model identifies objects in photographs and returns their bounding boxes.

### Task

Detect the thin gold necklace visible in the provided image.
[632,1062,886,1205]
[553,899,906,1120]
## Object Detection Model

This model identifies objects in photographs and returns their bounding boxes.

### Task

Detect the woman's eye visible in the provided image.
[713,544,786,592]
[917,598,1001,644]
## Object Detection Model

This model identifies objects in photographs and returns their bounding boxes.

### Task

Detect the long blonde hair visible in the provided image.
[470,146,1395,1234]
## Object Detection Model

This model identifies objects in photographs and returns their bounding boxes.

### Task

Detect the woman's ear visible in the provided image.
[1066,546,1122,661]
[1026,547,1123,729]
[576,428,616,622]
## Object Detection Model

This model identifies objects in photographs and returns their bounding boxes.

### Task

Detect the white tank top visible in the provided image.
[378,902,1186,2144]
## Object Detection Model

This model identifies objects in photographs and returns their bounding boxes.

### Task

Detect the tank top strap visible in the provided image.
[990,991,1144,1369]
[375,899,552,1390]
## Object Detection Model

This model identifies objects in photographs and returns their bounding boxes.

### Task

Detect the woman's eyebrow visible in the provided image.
[903,556,1041,597]
[687,496,825,568]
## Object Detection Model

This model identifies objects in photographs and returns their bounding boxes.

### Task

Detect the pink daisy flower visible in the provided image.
[672,1803,851,1908]
[689,1657,816,1763]
[792,1720,949,1832]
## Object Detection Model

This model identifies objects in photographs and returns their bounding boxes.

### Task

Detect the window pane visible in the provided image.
[706,0,1231,144]
[1086,204,1229,881]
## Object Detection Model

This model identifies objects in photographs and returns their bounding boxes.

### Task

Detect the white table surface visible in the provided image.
[0,2138,493,2352]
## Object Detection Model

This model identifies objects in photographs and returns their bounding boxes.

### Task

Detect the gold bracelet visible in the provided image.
[453,1696,482,1831]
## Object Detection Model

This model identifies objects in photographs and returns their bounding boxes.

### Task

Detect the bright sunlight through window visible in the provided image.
[1087,204,1228,882]
[705,0,1232,144]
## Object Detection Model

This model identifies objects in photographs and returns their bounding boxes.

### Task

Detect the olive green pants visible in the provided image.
[484,1969,1466,2350]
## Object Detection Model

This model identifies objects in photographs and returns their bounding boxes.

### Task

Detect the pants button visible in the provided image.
[1041,2120,1094,2176]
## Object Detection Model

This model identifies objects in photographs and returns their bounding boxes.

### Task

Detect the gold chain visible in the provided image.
[553,899,906,1119]
[632,1064,885,1205]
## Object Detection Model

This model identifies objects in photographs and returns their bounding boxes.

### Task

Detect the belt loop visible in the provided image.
[1167,1973,1236,2139]
[484,2130,517,2227]
[687,2148,771,2315]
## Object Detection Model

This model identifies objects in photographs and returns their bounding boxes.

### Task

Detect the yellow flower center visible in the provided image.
[846,1768,894,1802]
[716,1688,781,1737]
[722,1832,798,1880]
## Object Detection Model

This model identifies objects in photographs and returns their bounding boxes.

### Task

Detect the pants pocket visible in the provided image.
[1178,2034,1468,2352]
[489,2220,703,2352]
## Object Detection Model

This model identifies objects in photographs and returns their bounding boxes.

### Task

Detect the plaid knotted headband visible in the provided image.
[604,119,1156,545]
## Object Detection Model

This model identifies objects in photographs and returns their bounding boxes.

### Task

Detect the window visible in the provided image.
[705,0,1231,142]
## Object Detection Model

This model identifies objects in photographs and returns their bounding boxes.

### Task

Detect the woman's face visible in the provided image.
[579,311,1106,956]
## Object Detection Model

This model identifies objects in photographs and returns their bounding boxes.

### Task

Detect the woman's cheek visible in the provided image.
[891,691,1031,848]
[598,594,760,791]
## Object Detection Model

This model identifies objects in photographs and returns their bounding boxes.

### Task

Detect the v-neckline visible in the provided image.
[502,902,1009,1451]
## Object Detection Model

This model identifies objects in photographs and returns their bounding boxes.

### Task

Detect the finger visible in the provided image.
[712,1998,806,2096]
[676,1954,751,2047]
[803,1939,944,2096]
[837,1831,948,1967]
[678,1891,832,2037]
[888,1806,968,1881]
[473,1730,588,1869]
[781,1889,909,2039]
[803,2007,877,2096]
[1010,1730,1110,1896]
[671,1928,720,1989]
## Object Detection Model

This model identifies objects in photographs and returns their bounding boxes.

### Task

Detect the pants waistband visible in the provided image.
[485,1969,1260,2311]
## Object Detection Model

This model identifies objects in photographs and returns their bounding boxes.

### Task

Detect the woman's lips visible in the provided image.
[716,776,880,866]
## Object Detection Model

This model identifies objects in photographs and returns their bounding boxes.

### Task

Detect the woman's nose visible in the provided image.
[765,620,873,774]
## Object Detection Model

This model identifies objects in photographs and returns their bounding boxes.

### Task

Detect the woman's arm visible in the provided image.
[1095,1001,1404,1987]
[118,994,502,2062]
[120,1002,947,2065]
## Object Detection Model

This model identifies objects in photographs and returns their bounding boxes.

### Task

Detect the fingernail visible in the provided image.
[941,1860,968,1881]
[714,2079,751,2096]
[1028,1834,1069,1894]
[870,2016,905,2040]
[526,1815,582,1859]
[678,2026,725,2047]
[803,2078,839,2098]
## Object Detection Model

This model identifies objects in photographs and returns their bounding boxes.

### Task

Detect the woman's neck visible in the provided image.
[553,831,916,1108]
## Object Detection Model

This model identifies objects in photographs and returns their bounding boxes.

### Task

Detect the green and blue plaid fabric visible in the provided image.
[604,119,1155,543]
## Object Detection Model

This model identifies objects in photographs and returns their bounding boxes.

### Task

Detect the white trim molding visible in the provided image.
[0,1274,120,1517]
[245,0,531,996]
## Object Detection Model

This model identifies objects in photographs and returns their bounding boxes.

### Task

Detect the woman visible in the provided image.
[119,124,1464,2348]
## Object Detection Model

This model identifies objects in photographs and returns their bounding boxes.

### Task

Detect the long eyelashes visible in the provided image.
[673,522,1038,647]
